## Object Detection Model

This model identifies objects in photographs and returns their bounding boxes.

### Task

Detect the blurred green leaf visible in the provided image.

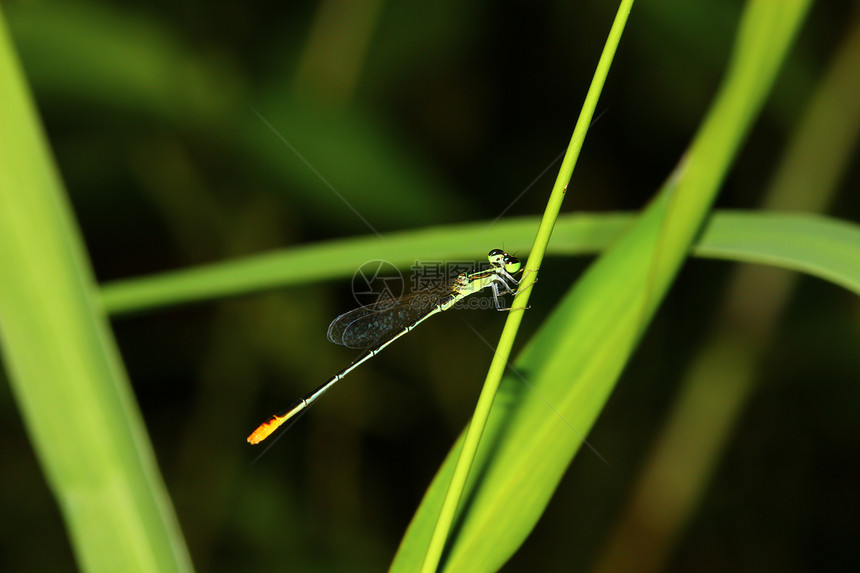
[242,102,463,231]
[0,9,192,573]
[5,0,461,231]
[6,1,238,123]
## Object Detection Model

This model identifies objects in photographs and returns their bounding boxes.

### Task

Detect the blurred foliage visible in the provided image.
[1,0,859,572]
[0,6,192,573]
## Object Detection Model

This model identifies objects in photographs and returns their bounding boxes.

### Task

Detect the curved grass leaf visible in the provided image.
[592,20,860,570]
[695,211,860,294]
[100,210,860,316]
[392,0,812,570]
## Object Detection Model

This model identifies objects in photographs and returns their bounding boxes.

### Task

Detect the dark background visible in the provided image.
[1,1,859,571]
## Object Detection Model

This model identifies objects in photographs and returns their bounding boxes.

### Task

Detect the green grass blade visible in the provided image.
[391,1,811,571]
[99,210,860,315]
[99,213,629,314]
[0,11,192,573]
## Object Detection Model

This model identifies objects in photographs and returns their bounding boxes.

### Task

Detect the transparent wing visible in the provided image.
[327,291,443,349]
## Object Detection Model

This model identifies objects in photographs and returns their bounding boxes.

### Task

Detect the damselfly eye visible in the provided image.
[504,255,522,274]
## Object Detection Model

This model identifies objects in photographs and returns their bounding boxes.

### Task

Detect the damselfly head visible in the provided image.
[487,249,522,274]
[487,248,506,267]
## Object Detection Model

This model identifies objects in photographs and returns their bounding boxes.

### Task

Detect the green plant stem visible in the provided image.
[418,2,636,571]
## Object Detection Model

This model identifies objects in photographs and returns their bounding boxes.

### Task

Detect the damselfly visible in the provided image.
[247,249,524,444]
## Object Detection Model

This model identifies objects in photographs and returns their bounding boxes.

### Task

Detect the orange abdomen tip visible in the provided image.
[247,415,283,445]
